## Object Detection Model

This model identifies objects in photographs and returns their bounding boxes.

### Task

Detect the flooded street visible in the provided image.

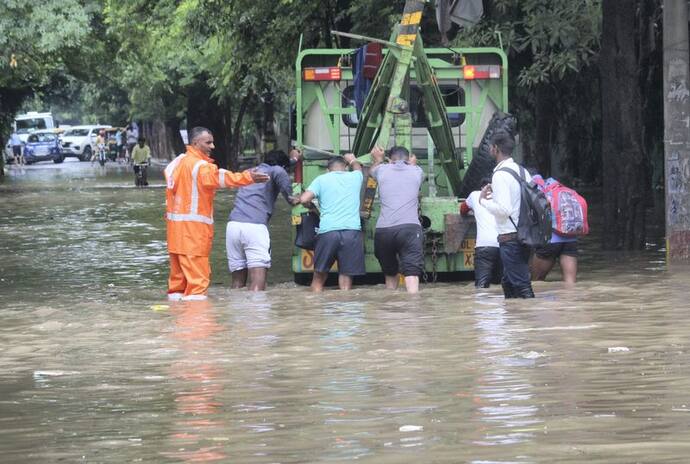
[2,160,690,463]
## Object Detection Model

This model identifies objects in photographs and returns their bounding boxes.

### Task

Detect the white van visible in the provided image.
[14,112,56,143]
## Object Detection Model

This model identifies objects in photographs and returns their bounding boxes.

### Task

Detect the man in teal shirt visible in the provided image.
[299,153,364,291]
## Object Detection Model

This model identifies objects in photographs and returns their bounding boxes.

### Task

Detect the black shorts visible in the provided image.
[314,230,366,276]
[535,241,578,259]
[374,224,424,277]
[12,146,21,156]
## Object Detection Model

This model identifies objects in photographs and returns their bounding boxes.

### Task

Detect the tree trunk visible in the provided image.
[230,92,253,171]
[600,0,648,250]
[141,117,183,160]
[534,84,555,176]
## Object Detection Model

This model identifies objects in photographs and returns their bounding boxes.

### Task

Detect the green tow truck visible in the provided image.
[291,0,509,284]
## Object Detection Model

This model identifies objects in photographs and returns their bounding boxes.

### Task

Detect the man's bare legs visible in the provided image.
[248,268,268,291]
[311,271,328,292]
[404,276,419,294]
[531,255,555,281]
[232,268,268,291]
[559,255,577,285]
[231,269,247,289]
[384,275,399,290]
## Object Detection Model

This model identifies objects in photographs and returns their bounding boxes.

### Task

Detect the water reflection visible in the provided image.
[164,300,227,462]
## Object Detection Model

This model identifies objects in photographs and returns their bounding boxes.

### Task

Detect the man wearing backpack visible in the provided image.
[479,131,535,299]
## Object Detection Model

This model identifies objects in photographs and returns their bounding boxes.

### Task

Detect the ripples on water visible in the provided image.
[1,162,690,463]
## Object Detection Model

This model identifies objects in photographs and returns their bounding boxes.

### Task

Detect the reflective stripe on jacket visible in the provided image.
[165,145,254,256]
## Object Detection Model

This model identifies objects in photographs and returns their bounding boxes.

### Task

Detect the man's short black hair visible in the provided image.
[264,150,290,169]
[480,176,492,188]
[189,126,211,143]
[489,130,515,156]
[327,156,347,170]
[138,136,145,143]
[388,146,409,161]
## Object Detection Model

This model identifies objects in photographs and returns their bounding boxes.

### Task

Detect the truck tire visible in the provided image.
[459,111,518,198]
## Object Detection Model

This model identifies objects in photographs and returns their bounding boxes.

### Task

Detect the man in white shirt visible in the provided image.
[478,130,535,299]
[462,177,502,288]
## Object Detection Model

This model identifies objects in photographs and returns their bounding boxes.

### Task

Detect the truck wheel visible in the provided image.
[294,273,312,286]
[81,146,91,162]
[459,112,518,198]
[53,155,64,164]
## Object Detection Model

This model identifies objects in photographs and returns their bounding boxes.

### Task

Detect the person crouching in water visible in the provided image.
[226,148,302,291]
[369,145,424,294]
[131,137,152,186]
[165,126,269,301]
[461,177,502,288]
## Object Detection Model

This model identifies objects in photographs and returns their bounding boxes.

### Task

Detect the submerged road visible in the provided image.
[1,160,690,463]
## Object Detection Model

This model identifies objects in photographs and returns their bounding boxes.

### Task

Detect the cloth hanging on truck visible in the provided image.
[353,43,382,117]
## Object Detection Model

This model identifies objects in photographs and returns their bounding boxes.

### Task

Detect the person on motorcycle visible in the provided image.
[131,136,152,186]
[92,129,107,165]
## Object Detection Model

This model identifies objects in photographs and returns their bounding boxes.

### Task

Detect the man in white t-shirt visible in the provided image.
[479,130,534,299]
[461,177,502,288]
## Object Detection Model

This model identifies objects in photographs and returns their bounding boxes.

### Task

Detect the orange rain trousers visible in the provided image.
[168,253,211,297]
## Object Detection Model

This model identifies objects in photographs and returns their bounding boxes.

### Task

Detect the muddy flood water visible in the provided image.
[1,160,690,463]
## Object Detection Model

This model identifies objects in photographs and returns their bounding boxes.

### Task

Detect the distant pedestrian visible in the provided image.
[298,153,365,292]
[462,177,502,288]
[10,131,23,165]
[131,137,152,186]
[115,128,124,161]
[479,130,535,298]
[226,149,302,291]
[370,145,424,294]
[126,124,138,161]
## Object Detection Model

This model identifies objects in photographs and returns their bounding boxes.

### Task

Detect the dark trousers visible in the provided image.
[474,246,502,288]
[499,239,534,298]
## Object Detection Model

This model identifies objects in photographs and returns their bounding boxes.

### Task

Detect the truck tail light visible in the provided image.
[303,67,342,81]
[463,65,502,80]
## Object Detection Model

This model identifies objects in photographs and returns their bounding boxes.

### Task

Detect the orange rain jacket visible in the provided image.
[165,146,254,257]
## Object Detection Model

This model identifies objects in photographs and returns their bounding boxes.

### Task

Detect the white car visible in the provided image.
[60,125,111,161]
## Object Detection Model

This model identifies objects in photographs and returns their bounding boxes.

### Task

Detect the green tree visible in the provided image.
[0,0,91,174]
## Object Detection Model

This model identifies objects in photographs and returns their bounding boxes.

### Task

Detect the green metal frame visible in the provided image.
[292,38,509,277]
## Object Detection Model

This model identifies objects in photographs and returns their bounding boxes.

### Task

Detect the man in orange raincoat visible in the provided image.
[165,127,269,300]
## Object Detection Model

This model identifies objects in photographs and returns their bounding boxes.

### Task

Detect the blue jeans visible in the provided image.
[499,239,534,298]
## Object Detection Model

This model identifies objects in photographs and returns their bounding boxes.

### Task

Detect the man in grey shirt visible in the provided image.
[227,149,301,291]
[370,146,424,294]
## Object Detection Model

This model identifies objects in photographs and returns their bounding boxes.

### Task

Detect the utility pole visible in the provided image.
[663,0,690,260]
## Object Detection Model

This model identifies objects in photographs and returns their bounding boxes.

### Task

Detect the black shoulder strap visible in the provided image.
[498,167,525,185]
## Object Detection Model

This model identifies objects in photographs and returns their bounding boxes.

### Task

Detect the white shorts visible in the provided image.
[226,221,271,272]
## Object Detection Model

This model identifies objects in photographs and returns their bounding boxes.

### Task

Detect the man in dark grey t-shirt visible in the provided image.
[227,149,301,291]
[370,146,424,294]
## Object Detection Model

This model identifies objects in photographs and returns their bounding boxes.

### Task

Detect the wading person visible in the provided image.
[530,175,585,285]
[299,153,365,292]
[226,148,302,291]
[479,131,535,298]
[370,145,424,294]
[165,126,269,301]
[131,136,152,186]
[461,177,502,288]
[10,131,23,165]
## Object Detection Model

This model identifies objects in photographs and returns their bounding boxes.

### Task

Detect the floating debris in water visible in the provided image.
[607,347,630,353]
[150,304,169,311]
[399,425,423,432]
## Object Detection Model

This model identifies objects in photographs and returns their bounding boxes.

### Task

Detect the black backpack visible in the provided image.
[498,166,552,247]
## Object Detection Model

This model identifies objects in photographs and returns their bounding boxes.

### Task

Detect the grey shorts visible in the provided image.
[314,230,366,276]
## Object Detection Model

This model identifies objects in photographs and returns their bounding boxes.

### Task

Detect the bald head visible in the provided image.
[189,126,214,156]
